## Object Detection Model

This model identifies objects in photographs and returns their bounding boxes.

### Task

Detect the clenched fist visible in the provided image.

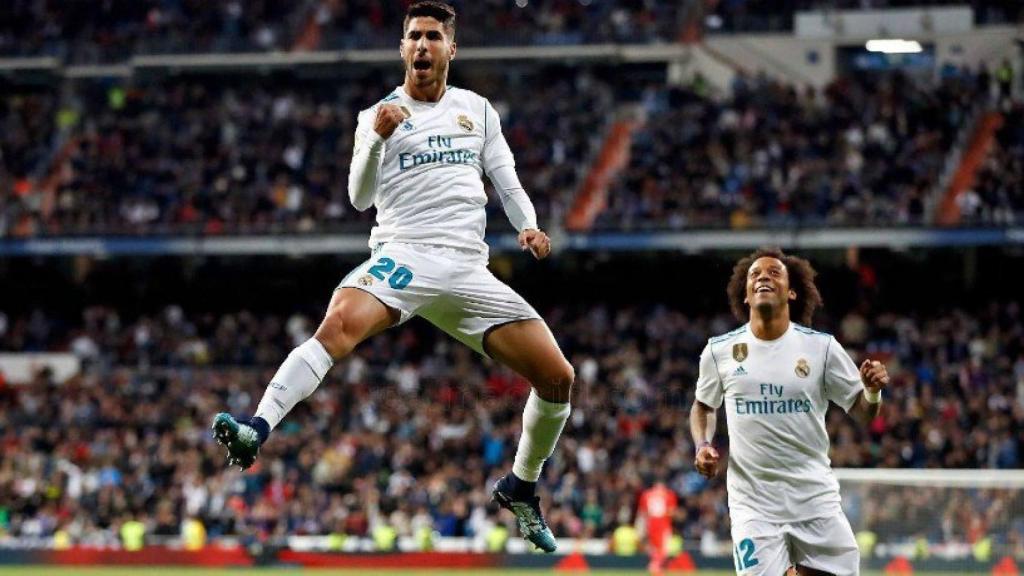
[695,444,720,479]
[519,229,552,259]
[859,359,889,392]
[374,104,410,139]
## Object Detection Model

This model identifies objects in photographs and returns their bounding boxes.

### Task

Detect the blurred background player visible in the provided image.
[690,248,890,576]
[637,478,678,575]
[211,0,573,553]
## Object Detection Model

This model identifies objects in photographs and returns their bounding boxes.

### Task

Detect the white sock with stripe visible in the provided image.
[512,391,571,482]
[254,338,334,430]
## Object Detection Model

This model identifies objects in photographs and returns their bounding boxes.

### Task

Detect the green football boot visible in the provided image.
[211,412,261,470]
[492,474,557,553]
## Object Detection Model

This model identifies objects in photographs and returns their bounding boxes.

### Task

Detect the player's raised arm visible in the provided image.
[691,343,722,478]
[849,358,888,426]
[825,335,888,426]
[480,100,550,259]
[348,105,407,211]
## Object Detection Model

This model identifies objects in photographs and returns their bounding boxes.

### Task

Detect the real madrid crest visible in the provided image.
[795,358,810,378]
[357,274,374,287]
[457,114,474,132]
[732,343,748,363]
[398,106,414,131]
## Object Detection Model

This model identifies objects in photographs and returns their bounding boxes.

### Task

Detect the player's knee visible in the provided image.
[535,360,574,403]
[559,362,576,391]
[314,308,356,359]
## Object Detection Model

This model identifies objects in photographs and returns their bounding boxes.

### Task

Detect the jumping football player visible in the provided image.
[212,1,572,553]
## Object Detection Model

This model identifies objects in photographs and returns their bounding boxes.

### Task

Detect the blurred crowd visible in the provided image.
[5,66,1020,237]
[599,69,998,229]
[0,69,612,237]
[709,0,1023,32]
[0,0,686,63]
[958,100,1024,225]
[3,1,1021,63]
[2,299,1023,551]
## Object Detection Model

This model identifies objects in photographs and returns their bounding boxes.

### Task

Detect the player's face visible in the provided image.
[401,17,456,86]
[744,257,796,315]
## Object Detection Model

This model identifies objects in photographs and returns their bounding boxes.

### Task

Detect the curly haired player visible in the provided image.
[691,248,890,576]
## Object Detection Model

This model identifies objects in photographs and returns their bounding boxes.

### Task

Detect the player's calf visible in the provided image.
[496,377,572,552]
[212,288,399,467]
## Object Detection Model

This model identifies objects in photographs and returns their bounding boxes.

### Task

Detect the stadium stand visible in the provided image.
[597,69,996,229]
[958,100,1024,224]
[4,71,1016,237]
[1,298,1022,547]
[2,0,1023,572]
[0,1,687,62]
[0,69,614,237]
[2,1,1020,62]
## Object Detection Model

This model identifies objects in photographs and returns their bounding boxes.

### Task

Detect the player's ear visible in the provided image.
[399,30,410,57]
[449,41,457,61]
[788,289,797,301]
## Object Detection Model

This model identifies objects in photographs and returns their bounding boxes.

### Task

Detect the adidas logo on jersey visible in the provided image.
[734,366,747,376]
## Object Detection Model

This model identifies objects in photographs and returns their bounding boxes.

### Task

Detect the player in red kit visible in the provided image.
[638,481,678,574]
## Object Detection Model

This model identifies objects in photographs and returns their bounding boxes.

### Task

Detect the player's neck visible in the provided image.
[403,76,447,103]
[749,313,790,341]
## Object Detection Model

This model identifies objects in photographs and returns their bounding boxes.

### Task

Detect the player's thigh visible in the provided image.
[316,287,397,351]
[790,514,860,576]
[418,265,571,388]
[336,244,444,320]
[731,519,791,576]
[419,262,542,356]
[327,245,442,351]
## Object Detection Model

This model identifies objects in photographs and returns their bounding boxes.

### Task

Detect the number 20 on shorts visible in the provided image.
[734,538,759,571]
[367,257,414,290]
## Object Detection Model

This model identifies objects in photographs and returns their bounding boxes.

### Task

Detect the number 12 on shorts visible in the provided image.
[734,538,759,571]
[367,257,414,290]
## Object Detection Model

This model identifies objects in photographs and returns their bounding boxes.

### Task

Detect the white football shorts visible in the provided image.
[337,242,541,356]
[731,513,860,576]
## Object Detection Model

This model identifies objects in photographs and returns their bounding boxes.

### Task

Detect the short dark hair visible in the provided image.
[726,247,823,326]
[404,1,457,40]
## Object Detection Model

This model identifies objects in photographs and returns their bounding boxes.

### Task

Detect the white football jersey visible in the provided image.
[353,86,516,257]
[695,323,864,526]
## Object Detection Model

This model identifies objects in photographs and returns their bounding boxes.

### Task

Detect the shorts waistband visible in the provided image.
[373,242,488,263]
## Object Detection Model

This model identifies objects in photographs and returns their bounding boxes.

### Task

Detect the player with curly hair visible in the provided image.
[690,248,890,575]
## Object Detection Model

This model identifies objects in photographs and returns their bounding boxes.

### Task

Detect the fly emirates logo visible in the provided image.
[734,383,812,415]
[399,135,477,170]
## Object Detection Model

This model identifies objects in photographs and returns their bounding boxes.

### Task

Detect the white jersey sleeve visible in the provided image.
[824,336,864,413]
[482,100,538,232]
[348,108,385,211]
[695,343,724,409]
[482,100,515,172]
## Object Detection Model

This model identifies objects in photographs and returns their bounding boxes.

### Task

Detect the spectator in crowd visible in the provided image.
[1,299,1022,548]
[599,70,991,229]
[1,70,613,238]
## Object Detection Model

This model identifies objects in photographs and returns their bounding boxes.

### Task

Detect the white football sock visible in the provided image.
[512,391,571,482]
[254,338,334,430]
